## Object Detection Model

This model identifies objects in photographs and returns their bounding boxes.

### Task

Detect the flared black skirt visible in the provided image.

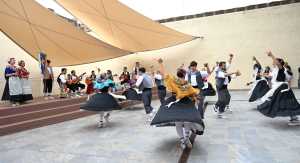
[258,83,300,118]
[249,80,270,102]
[80,93,121,112]
[151,97,204,126]
[202,82,216,96]
[122,88,142,101]
[1,80,10,101]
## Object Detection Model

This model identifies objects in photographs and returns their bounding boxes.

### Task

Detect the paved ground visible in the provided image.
[0,90,300,163]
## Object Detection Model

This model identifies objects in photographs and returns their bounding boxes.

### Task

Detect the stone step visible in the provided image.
[0,110,94,136]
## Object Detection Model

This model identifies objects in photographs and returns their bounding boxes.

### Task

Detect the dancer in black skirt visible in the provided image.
[213,54,241,118]
[258,51,300,126]
[122,80,142,101]
[247,56,270,102]
[200,63,216,97]
[151,58,204,149]
[185,61,205,119]
[81,79,122,128]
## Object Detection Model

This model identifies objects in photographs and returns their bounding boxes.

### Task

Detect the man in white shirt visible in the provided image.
[214,58,240,118]
[185,61,206,119]
[135,67,154,117]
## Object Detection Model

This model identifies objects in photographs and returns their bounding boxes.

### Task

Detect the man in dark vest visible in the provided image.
[185,61,206,119]
[214,58,240,118]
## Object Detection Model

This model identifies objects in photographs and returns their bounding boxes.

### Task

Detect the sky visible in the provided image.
[36,0,275,20]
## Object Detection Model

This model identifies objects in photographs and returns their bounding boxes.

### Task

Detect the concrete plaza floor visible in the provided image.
[0,90,300,163]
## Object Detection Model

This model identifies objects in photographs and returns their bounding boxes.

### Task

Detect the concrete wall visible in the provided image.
[1,3,300,97]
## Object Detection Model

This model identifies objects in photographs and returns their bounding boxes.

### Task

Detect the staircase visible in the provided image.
[0,89,159,136]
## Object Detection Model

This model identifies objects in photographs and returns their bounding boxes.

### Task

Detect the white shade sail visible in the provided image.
[56,0,195,52]
[0,0,130,66]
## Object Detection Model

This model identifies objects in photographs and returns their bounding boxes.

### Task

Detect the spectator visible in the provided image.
[57,68,67,98]
[17,60,33,102]
[42,59,54,100]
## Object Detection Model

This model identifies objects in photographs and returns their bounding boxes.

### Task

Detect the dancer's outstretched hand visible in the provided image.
[158,58,163,64]
[236,70,241,76]
[266,50,273,57]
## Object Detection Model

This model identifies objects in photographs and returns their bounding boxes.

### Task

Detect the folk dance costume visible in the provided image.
[122,87,142,101]
[258,64,300,125]
[248,78,270,103]
[248,61,270,102]
[135,68,155,116]
[2,65,23,104]
[154,72,167,105]
[85,72,96,96]
[185,69,206,119]
[80,80,123,128]
[17,66,33,102]
[85,77,94,95]
[120,74,142,100]
[214,63,240,118]
[151,74,204,149]
[201,81,216,97]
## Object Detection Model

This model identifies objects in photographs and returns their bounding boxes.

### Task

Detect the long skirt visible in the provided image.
[86,83,94,94]
[81,93,121,112]
[1,80,10,101]
[202,82,216,96]
[151,96,205,134]
[8,76,23,102]
[249,79,270,102]
[215,87,231,113]
[122,88,142,101]
[258,83,300,118]
[20,78,33,101]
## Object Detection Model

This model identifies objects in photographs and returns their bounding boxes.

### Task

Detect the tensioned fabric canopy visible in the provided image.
[56,0,195,52]
[0,0,129,66]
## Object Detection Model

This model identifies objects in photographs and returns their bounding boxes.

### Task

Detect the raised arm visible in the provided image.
[267,50,279,67]
[253,56,261,67]
[157,58,166,77]
[204,63,212,75]
[228,53,234,64]
[225,70,241,77]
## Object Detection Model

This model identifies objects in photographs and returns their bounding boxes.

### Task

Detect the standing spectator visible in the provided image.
[42,60,54,100]
[17,60,33,102]
[1,58,22,106]
[133,62,140,75]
